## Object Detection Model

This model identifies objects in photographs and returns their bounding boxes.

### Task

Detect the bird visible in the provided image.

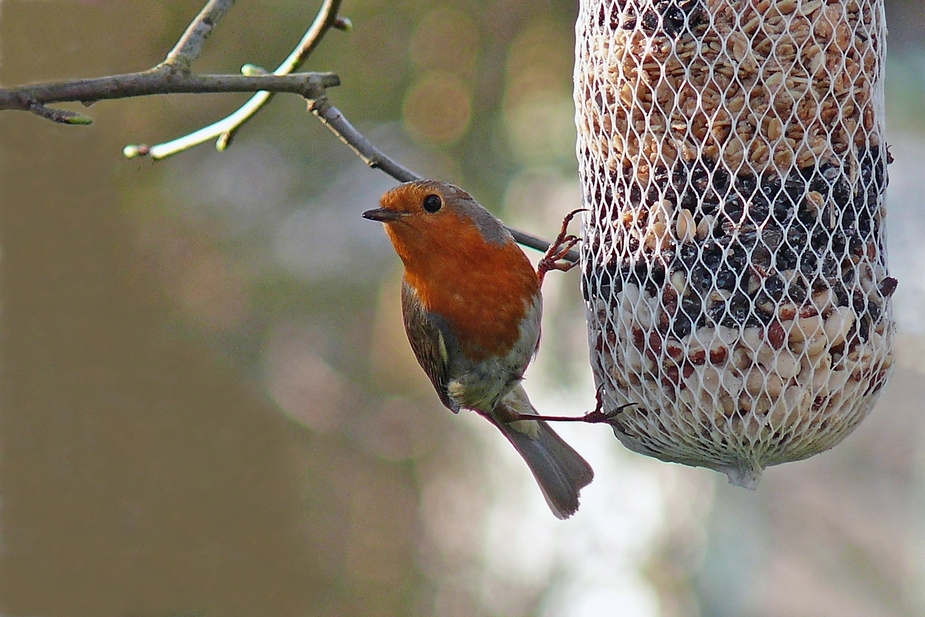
[363,179,594,519]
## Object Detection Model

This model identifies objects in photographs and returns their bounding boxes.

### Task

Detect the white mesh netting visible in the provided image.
[574,0,896,487]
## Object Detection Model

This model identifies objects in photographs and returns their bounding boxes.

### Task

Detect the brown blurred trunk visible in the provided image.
[0,3,322,615]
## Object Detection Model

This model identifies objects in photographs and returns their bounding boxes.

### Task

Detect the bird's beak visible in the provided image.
[362,208,405,223]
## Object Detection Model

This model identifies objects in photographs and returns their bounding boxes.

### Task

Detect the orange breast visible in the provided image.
[395,212,540,362]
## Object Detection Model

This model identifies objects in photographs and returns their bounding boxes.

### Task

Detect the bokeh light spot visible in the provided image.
[263,323,353,433]
[403,72,472,144]
[502,21,576,165]
[503,92,576,165]
[409,7,479,76]
[504,21,573,110]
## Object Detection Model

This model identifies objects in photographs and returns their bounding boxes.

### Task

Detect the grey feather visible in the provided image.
[491,386,594,519]
[416,180,511,247]
[401,280,459,412]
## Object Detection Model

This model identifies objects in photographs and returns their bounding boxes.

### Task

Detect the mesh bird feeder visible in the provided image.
[575,0,896,487]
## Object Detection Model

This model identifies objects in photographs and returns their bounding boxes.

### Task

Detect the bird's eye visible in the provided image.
[422,194,443,213]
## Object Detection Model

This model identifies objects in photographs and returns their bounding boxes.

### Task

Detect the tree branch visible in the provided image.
[161,0,237,71]
[135,0,346,159]
[0,68,339,117]
[0,0,578,261]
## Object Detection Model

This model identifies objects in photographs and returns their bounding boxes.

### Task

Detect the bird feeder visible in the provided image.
[574,0,896,487]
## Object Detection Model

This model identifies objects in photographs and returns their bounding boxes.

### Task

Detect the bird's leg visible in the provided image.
[579,385,634,425]
[501,385,634,428]
[537,208,586,285]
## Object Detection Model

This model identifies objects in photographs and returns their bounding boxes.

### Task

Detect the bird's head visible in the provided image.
[363,180,512,268]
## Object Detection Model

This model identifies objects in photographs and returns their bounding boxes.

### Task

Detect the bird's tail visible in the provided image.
[489,385,594,519]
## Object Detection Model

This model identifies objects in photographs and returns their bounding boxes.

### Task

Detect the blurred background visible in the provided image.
[0,0,924,615]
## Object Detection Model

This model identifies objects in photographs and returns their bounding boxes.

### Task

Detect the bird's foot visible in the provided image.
[574,384,633,426]
[505,386,634,428]
[537,208,585,285]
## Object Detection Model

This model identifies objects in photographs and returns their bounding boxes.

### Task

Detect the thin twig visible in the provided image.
[161,0,237,71]
[308,96,579,260]
[26,101,92,125]
[136,0,345,159]
[309,97,418,182]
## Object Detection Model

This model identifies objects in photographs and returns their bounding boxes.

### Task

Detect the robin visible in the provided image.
[363,179,594,518]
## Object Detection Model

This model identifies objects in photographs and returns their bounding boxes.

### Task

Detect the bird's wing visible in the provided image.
[401,280,460,413]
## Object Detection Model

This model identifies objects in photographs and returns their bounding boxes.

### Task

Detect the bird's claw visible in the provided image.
[537,208,586,285]
[577,405,633,426]
[576,384,633,427]
[503,384,635,428]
